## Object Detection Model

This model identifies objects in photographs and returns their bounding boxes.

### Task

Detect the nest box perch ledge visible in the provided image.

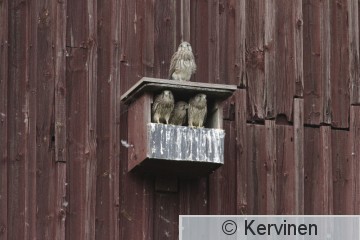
[120,77,237,178]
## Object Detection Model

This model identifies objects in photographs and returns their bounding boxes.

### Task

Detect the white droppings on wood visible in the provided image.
[160,215,171,224]
[121,139,133,148]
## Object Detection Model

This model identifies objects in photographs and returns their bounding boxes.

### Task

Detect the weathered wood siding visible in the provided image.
[1,0,360,240]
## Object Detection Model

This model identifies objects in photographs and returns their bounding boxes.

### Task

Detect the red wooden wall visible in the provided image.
[1,0,360,239]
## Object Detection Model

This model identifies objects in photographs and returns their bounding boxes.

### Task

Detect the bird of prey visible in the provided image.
[152,90,175,124]
[169,101,188,126]
[188,93,207,128]
[169,41,196,81]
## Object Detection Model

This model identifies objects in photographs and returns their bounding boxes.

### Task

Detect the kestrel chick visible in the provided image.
[188,93,207,128]
[169,41,196,81]
[152,90,175,124]
[169,101,188,126]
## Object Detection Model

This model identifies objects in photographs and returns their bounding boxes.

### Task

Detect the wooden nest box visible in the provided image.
[121,77,237,177]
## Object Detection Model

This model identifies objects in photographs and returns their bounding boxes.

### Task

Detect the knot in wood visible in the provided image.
[296,19,303,28]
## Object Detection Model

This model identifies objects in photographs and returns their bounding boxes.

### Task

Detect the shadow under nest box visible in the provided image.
[120,77,237,178]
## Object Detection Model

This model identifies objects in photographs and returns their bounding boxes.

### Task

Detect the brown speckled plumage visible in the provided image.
[169,101,188,125]
[188,93,207,128]
[152,90,174,124]
[169,41,196,81]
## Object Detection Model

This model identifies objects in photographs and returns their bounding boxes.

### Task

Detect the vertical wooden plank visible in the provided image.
[321,1,332,125]
[179,178,208,215]
[181,0,190,41]
[27,35,38,240]
[120,0,141,94]
[218,0,229,85]
[350,106,360,213]
[142,0,155,76]
[28,1,39,238]
[246,0,265,120]
[7,0,31,239]
[303,0,322,125]
[208,120,237,214]
[234,90,247,214]
[153,193,179,240]
[264,0,275,118]
[305,127,333,214]
[304,0,350,127]
[294,0,304,97]
[111,0,121,237]
[176,0,182,43]
[332,129,352,214]
[27,2,38,239]
[220,0,246,87]
[276,125,295,214]
[0,0,8,238]
[330,0,350,128]
[191,0,208,83]
[54,0,67,164]
[246,124,267,214]
[119,172,155,240]
[348,0,360,105]
[304,127,319,214]
[303,0,332,125]
[55,164,67,240]
[319,126,333,214]
[208,0,220,84]
[273,0,297,119]
[293,98,304,214]
[189,0,197,59]
[154,0,177,79]
[66,0,97,239]
[53,0,67,239]
[265,120,276,214]
[35,0,59,239]
[95,0,120,239]
[234,0,246,87]
[313,126,333,214]
[65,51,98,236]
[135,0,146,79]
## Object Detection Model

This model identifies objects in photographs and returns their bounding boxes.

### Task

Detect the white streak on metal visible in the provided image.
[195,131,199,161]
[187,128,193,160]
[165,125,171,158]
[207,130,212,156]
[174,127,183,160]
[160,126,164,155]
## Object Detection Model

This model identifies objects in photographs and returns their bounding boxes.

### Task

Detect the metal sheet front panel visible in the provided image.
[147,123,225,164]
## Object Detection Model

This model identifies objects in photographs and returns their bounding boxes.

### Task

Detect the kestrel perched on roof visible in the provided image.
[169,101,188,126]
[152,90,175,124]
[188,93,207,128]
[169,41,196,81]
